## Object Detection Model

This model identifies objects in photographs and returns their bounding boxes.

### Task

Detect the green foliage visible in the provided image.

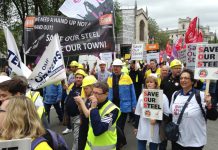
[114,0,123,36]
[148,17,169,49]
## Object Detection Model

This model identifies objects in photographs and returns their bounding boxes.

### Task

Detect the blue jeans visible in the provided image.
[138,140,158,150]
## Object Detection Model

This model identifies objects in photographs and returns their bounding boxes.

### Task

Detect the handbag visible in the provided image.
[165,91,195,142]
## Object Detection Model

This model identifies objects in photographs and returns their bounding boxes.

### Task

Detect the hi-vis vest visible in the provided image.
[26,91,45,119]
[85,101,121,150]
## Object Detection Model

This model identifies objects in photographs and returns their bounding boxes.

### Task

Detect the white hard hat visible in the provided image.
[99,60,106,65]
[0,75,11,83]
[112,59,123,66]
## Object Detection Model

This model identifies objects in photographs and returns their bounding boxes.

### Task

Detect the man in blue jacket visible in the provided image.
[43,82,63,124]
[107,59,137,148]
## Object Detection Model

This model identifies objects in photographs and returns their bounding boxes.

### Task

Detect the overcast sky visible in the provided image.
[118,0,218,34]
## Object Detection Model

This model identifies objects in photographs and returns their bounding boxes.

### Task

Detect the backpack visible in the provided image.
[173,89,218,121]
[31,129,69,150]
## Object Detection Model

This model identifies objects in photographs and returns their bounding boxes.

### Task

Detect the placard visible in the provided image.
[131,44,144,60]
[195,44,218,79]
[0,138,31,150]
[143,89,163,120]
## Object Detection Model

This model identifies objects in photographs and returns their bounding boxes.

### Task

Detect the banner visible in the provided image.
[0,138,31,150]
[59,0,113,21]
[28,34,66,89]
[143,89,163,120]
[3,27,32,78]
[24,16,114,56]
[194,44,218,79]
[185,17,198,44]
[131,44,144,60]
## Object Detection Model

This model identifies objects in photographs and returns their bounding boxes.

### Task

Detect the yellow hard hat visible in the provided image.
[78,63,84,70]
[70,61,79,67]
[170,59,182,68]
[82,75,97,87]
[75,69,87,77]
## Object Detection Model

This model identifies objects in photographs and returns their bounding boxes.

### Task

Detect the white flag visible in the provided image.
[28,34,66,90]
[3,27,32,78]
[59,0,107,20]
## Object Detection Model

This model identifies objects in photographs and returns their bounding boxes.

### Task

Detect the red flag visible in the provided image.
[185,17,198,43]
[165,41,172,57]
[175,36,183,51]
[197,29,203,42]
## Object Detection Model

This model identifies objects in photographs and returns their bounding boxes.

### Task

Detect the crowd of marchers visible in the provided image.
[0,58,218,150]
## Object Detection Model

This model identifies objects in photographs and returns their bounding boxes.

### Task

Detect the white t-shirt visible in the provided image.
[135,93,170,143]
[170,91,207,147]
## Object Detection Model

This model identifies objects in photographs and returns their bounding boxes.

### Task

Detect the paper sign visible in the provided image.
[143,89,163,120]
[0,138,31,150]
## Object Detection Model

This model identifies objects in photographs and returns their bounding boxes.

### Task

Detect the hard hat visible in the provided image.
[82,75,97,87]
[112,59,123,66]
[75,69,87,77]
[99,60,106,65]
[0,75,11,83]
[170,59,182,68]
[78,63,84,70]
[70,61,79,67]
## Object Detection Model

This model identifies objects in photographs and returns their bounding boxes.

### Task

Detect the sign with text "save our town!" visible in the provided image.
[143,89,163,120]
[24,15,114,56]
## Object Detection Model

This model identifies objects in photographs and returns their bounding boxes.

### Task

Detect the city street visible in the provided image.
[50,108,218,150]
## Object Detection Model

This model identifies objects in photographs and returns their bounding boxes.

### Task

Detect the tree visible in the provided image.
[114,0,122,37]
[148,17,169,49]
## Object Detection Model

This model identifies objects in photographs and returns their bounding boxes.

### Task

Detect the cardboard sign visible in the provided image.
[195,44,218,79]
[146,44,160,64]
[143,89,163,120]
[131,44,144,60]
[186,43,197,70]
[177,49,186,63]
[0,138,31,150]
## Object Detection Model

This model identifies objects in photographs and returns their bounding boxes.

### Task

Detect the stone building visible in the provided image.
[116,3,149,57]
[167,17,216,43]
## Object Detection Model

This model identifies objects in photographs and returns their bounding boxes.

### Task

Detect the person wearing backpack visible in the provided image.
[0,96,52,150]
[170,69,213,150]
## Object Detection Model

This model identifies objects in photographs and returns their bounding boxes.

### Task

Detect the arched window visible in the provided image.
[140,20,145,41]
[182,24,185,29]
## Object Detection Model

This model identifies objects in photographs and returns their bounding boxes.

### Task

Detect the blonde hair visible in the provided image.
[0,96,46,140]
[145,76,159,89]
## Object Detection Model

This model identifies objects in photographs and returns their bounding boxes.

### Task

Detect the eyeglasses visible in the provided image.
[180,77,191,80]
[92,91,105,96]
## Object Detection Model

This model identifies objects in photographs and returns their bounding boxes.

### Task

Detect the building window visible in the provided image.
[182,24,185,29]
[140,20,145,41]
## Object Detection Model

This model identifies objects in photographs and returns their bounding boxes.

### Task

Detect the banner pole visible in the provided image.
[205,79,210,95]
[22,44,26,65]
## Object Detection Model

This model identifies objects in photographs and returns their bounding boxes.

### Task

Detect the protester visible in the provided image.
[63,69,86,150]
[107,58,137,147]
[170,69,212,150]
[160,59,182,104]
[0,95,52,150]
[68,60,79,85]
[129,60,143,123]
[91,60,111,82]
[74,75,97,150]
[43,82,63,124]
[144,59,161,86]
[0,76,49,129]
[84,82,121,150]
[134,75,170,150]
[160,65,169,81]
